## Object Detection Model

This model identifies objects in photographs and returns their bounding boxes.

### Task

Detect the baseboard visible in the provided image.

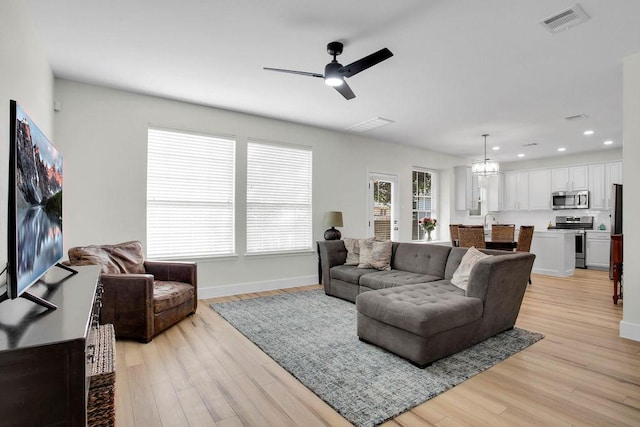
[620,320,640,342]
[198,275,318,299]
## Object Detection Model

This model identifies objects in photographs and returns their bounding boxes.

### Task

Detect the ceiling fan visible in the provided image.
[264,41,393,100]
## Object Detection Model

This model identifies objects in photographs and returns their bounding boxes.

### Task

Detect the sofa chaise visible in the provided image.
[317,240,535,367]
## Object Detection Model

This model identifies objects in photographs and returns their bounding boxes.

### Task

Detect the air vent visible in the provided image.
[540,4,590,34]
[565,113,589,121]
[347,117,395,132]
[523,142,538,147]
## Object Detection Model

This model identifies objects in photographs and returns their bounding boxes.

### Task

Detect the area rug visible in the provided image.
[211,290,543,427]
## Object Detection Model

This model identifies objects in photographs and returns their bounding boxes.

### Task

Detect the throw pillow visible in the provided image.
[68,240,146,274]
[451,246,491,291]
[344,238,361,265]
[358,239,392,271]
[357,238,374,269]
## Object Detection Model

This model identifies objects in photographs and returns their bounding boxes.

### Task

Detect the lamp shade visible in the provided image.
[323,211,343,227]
[471,159,500,175]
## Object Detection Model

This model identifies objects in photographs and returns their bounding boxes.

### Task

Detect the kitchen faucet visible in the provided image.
[483,213,496,228]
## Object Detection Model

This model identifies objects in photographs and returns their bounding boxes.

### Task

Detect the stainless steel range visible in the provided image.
[548,216,594,268]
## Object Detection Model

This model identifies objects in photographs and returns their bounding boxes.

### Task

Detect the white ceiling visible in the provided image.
[25,0,640,162]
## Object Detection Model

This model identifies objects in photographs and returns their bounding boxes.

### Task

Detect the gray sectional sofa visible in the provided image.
[317,240,535,367]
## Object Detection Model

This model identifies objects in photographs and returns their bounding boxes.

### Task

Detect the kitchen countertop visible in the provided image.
[538,229,581,233]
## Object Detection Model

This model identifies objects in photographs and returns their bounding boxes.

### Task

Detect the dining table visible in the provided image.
[454,239,518,251]
[484,240,518,251]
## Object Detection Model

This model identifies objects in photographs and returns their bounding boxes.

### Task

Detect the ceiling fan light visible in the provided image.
[324,61,344,87]
[325,76,344,87]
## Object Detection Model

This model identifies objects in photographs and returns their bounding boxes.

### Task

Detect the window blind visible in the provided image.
[147,127,235,258]
[247,141,312,253]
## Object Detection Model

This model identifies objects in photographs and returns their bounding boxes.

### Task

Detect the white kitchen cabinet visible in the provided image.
[454,166,479,211]
[530,230,576,277]
[571,166,589,190]
[605,161,623,209]
[586,231,610,269]
[588,162,623,210]
[528,169,551,210]
[588,163,606,209]
[504,171,528,210]
[551,166,589,191]
[486,173,504,212]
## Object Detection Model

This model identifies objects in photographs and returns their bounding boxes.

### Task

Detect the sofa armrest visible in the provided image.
[144,260,197,286]
[317,240,348,290]
[466,252,535,336]
[100,273,155,341]
[144,261,198,312]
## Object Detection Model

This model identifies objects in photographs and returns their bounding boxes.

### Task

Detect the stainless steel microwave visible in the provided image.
[552,190,589,210]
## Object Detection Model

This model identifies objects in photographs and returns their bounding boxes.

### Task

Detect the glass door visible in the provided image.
[368,173,398,241]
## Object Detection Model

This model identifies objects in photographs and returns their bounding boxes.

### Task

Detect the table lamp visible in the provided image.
[323,211,343,240]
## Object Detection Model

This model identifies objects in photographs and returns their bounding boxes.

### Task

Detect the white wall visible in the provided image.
[53,79,460,297]
[0,0,54,268]
[621,53,640,341]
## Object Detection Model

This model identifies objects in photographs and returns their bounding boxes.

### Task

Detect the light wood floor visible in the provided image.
[114,269,640,426]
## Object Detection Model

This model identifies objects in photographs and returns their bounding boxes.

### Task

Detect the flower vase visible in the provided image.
[426,229,432,241]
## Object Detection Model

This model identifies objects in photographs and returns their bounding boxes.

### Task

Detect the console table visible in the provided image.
[0,265,102,426]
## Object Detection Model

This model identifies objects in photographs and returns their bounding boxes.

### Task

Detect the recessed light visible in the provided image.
[558,147,566,152]
[517,153,525,158]
[492,146,500,151]
[603,140,613,145]
[584,130,594,135]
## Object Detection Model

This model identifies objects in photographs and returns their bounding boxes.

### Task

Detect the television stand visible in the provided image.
[0,266,102,425]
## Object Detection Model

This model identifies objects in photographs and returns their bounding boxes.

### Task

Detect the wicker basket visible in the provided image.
[88,324,116,427]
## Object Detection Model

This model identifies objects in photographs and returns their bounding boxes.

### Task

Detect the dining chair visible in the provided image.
[492,224,515,242]
[458,226,486,249]
[449,224,461,247]
[516,226,534,252]
[517,225,535,284]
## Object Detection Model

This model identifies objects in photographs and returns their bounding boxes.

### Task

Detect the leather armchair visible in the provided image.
[67,241,197,342]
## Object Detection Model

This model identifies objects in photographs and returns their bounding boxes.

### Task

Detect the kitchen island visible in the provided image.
[530,229,577,277]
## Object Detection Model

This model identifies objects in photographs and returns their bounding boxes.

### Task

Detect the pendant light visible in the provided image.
[471,134,499,176]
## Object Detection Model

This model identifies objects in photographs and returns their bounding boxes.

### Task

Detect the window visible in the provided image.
[412,169,436,240]
[147,127,235,258]
[247,141,312,254]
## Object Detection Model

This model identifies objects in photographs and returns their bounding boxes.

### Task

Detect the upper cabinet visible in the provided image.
[605,161,623,209]
[607,161,623,185]
[588,164,606,209]
[486,173,504,212]
[528,169,551,210]
[454,166,480,211]
[551,165,588,191]
[504,171,529,211]
[589,161,623,210]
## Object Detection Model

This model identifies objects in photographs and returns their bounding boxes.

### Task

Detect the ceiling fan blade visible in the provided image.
[334,80,356,100]
[339,48,393,78]
[263,67,323,78]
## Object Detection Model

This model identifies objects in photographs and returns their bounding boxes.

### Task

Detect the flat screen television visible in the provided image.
[1,100,74,310]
